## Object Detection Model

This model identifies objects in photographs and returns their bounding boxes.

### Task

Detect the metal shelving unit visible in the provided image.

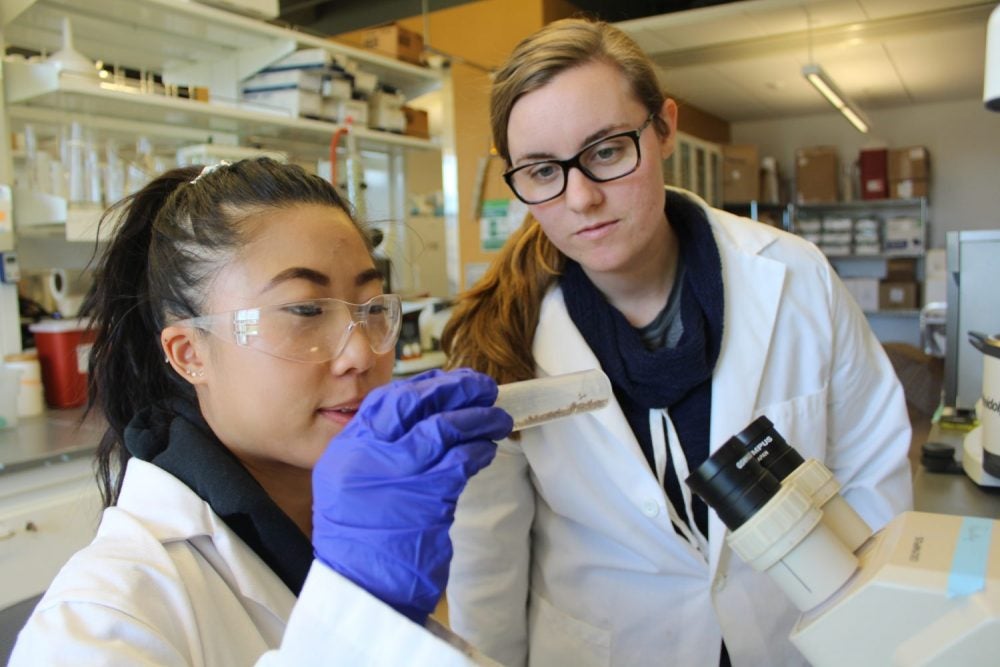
[790,197,930,345]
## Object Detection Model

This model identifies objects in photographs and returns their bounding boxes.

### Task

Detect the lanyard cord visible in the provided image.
[650,409,709,556]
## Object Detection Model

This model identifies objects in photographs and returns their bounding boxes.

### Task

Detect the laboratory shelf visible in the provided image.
[3,61,439,156]
[0,0,442,100]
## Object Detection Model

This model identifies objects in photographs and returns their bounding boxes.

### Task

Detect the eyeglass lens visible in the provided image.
[240,295,401,363]
[508,130,641,204]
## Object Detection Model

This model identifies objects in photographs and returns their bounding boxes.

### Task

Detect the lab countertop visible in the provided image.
[0,408,105,476]
[912,422,1000,519]
[3,404,999,521]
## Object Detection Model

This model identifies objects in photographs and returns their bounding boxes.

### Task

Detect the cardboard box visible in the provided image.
[885,257,918,281]
[890,178,928,200]
[795,146,839,203]
[884,216,924,255]
[722,144,760,203]
[362,23,424,66]
[859,148,888,200]
[842,278,880,312]
[879,281,919,310]
[889,146,930,181]
[403,106,430,138]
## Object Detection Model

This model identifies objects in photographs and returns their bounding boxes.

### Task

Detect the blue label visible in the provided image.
[947,516,994,598]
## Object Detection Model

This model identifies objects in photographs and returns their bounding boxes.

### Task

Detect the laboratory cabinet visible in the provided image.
[663,131,722,207]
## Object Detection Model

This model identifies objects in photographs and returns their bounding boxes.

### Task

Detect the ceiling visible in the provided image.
[280,0,996,125]
[616,0,996,124]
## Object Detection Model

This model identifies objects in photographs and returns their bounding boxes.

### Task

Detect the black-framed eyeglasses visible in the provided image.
[503,114,656,205]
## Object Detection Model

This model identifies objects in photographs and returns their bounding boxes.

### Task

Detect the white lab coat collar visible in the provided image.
[116,459,296,622]
[534,189,788,576]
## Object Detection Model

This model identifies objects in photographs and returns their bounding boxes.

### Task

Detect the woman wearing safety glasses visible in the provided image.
[10,158,512,665]
[442,18,913,667]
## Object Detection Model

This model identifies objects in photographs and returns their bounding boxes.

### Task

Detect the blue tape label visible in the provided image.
[946,516,994,598]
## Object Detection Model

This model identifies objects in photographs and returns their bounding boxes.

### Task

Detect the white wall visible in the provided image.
[731,98,1000,249]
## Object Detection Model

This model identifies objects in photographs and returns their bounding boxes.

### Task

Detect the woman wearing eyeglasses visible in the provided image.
[10,158,512,665]
[442,18,912,667]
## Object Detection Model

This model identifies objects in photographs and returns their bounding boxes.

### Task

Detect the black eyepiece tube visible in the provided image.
[734,416,805,482]
[685,438,781,531]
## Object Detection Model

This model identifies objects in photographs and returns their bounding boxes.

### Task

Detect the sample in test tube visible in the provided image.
[494,369,612,432]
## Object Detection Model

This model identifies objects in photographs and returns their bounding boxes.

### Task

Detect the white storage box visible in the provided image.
[370,106,406,133]
[841,277,880,312]
[323,75,353,100]
[854,242,882,256]
[884,216,924,255]
[796,219,822,234]
[269,48,338,70]
[321,98,368,125]
[819,243,851,256]
[822,217,853,232]
[820,232,852,245]
[352,70,378,96]
[243,68,325,94]
[242,88,322,118]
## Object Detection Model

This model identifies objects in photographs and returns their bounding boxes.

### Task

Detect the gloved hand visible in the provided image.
[312,368,513,625]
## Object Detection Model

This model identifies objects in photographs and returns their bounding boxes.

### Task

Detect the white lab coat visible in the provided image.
[11,458,488,666]
[447,189,914,667]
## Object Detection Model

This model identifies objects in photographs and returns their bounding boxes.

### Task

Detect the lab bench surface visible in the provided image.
[0,407,105,476]
[912,422,1000,519]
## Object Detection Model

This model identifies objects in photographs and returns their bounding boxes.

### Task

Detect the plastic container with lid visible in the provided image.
[28,318,96,409]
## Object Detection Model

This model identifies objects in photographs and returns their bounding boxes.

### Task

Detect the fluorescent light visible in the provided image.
[802,64,870,133]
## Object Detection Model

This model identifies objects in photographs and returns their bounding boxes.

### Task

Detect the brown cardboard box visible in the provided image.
[879,281,919,310]
[362,23,424,66]
[403,106,429,138]
[890,178,928,200]
[889,146,930,181]
[722,144,760,202]
[885,257,918,281]
[795,146,839,203]
[859,148,888,200]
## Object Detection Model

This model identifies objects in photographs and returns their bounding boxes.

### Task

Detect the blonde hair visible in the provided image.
[443,18,667,383]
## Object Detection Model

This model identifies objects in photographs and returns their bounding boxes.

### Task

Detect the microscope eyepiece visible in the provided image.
[686,438,781,531]
[734,416,805,481]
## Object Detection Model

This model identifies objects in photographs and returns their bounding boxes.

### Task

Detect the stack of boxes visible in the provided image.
[852,217,881,255]
[818,216,853,256]
[368,87,407,134]
[237,23,432,139]
[241,48,368,125]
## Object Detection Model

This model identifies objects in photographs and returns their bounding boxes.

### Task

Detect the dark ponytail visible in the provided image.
[80,158,360,506]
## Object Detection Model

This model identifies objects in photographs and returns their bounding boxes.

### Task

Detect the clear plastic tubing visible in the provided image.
[494,369,612,432]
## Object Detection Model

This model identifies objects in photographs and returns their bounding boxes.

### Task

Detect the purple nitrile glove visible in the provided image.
[312,368,513,624]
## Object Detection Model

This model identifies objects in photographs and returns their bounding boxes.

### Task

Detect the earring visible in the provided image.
[185,368,204,378]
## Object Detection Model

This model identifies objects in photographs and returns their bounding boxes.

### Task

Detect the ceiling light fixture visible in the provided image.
[802,63,870,133]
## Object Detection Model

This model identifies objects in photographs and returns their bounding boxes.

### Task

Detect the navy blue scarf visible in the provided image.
[561,191,724,534]
[125,397,314,594]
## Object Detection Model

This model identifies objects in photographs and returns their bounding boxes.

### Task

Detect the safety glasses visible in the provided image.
[172,294,402,363]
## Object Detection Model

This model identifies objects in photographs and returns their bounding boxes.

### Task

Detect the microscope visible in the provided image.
[687,417,998,667]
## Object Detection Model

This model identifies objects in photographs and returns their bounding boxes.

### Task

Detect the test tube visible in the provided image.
[495,369,612,432]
